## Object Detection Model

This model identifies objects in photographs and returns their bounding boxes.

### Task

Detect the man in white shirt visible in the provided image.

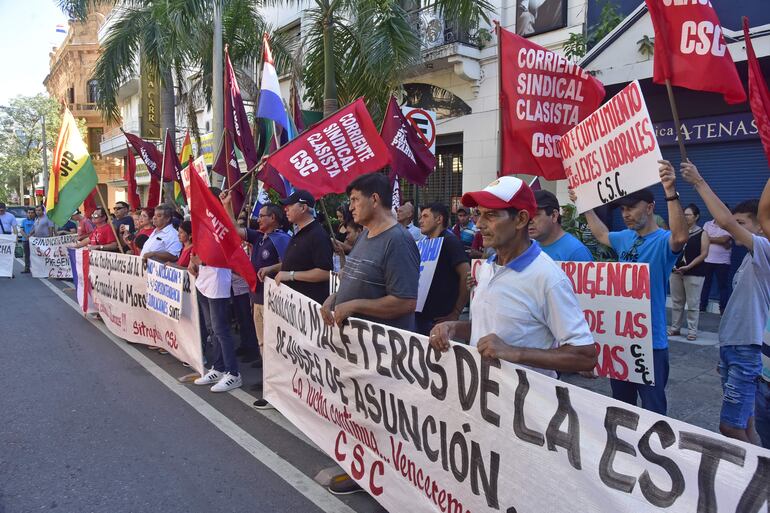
[0,203,18,236]
[396,201,424,242]
[140,204,182,262]
[429,176,596,378]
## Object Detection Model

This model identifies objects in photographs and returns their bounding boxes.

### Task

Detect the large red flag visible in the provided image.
[743,17,770,165]
[124,143,141,210]
[212,131,245,215]
[189,168,257,292]
[124,131,163,180]
[266,98,390,198]
[224,47,260,171]
[645,0,746,104]
[381,96,436,186]
[162,130,181,183]
[498,25,605,180]
[83,189,98,218]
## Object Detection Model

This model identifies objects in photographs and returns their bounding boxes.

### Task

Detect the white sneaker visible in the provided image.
[193,368,222,385]
[211,372,242,392]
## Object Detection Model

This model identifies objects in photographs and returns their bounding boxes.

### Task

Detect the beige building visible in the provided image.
[44,7,123,208]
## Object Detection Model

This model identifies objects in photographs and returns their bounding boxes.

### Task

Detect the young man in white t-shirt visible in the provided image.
[429,176,596,377]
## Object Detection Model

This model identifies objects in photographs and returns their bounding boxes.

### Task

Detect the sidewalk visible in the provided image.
[563,309,723,432]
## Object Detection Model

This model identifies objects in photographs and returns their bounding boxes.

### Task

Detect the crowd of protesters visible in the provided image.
[10,159,770,493]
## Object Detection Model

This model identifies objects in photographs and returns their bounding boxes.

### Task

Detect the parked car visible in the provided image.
[7,206,27,228]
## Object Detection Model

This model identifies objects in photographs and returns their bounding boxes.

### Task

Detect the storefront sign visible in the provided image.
[141,58,161,140]
[654,113,759,147]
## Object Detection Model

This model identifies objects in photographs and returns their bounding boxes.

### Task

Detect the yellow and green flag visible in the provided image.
[46,109,98,226]
[175,131,192,205]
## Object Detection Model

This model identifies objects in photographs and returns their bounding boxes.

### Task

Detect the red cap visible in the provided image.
[461,176,536,217]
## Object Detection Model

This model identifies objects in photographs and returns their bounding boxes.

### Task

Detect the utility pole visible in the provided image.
[212,0,223,170]
[41,114,49,197]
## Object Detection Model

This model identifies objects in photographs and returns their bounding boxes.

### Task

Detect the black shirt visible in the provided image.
[281,220,333,304]
[417,230,469,320]
[113,215,135,233]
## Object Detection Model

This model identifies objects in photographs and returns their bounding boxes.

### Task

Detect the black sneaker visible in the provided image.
[328,473,364,495]
[252,398,274,410]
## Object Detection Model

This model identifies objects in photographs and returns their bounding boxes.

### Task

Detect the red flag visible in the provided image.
[212,131,245,214]
[124,143,141,210]
[381,97,436,186]
[266,98,390,198]
[83,189,98,218]
[224,47,260,171]
[743,17,770,165]
[162,130,181,183]
[645,0,746,104]
[124,131,164,180]
[189,167,257,292]
[498,25,605,180]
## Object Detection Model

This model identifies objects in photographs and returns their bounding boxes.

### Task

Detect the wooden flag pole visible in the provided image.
[223,156,267,194]
[665,79,688,162]
[94,186,124,254]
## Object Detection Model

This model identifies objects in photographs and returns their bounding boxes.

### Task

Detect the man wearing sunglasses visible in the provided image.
[570,160,688,415]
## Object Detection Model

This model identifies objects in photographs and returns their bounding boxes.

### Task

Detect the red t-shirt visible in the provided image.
[89,224,117,247]
[177,245,193,267]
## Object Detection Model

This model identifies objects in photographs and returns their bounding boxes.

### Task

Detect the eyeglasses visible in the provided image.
[113,206,126,211]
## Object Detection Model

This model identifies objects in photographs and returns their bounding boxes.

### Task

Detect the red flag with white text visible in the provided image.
[266,98,390,198]
[189,168,257,291]
[162,130,181,183]
[124,131,163,180]
[381,96,436,186]
[212,131,245,214]
[645,0,746,104]
[743,17,770,165]
[498,25,605,180]
[224,47,260,171]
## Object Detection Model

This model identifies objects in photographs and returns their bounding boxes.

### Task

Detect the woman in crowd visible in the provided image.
[74,207,118,251]
[123,208,155,255]
[669,203,710,340]
[332,221,363,269]
[335,204,352,242]
[176,221,193,267]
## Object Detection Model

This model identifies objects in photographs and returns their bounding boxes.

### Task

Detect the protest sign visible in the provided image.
[86,251,204,374]
[145,259,184,322]
[415,237,443,312]
[266,98,390,198]
[263,279,770,513]
[181,155,210,208]
[30,235,78,278]
[559,81,662,213]
[329,270,340,295]
[0,234,14,277]
[498,25,605,180]
[560,261,653,384]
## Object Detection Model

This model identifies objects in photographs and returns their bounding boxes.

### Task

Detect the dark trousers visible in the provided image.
[197,293,239,376]
[700,262,731,313]
[22,240,30,271]
[415,313,435,337]
[232,292,259,354]
[610,348,669,415]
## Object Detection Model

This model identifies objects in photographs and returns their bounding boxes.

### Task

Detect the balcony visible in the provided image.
[100,120,139,157]
[409,7,484,84]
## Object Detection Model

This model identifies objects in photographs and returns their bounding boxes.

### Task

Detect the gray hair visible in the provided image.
[155,204,174,220]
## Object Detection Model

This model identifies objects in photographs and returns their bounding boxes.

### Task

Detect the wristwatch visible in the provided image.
[290,271,296,281]
[665,191,680,202]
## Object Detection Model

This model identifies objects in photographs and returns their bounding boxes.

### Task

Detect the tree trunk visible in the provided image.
[160,68,176,204]
[322,11,338,117]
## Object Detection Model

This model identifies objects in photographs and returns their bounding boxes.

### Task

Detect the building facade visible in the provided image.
[44,6,123,207]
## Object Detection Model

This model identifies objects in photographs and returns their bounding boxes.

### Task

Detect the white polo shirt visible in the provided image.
[470,241,594,379]
[140,223,182,258]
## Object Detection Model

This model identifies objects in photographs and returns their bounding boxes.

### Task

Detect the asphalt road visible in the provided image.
[0,259,385,513]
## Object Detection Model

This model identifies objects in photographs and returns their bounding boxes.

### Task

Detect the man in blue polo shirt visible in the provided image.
[20,208,36,273]
[570,160,688,414]
[529,190,593,262]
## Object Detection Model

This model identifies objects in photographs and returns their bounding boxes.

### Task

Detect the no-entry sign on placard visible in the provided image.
[402,106,437,154]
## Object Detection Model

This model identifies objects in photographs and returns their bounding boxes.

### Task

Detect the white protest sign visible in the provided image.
[415,237,443,312]
[0,234,14,277]
[560,261,654,384]
[559,81,663,213]
[263,279,770,513]
[30,235,78,278]
[329,270,340,295]
[86,251,204,374]
[181,156,210,208]
[145,259,184,322]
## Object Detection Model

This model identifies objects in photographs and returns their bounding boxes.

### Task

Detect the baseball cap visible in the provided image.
[534,190,560,212]
[280,189,316,208]
[614,188,655,207]
[461,176,536,217]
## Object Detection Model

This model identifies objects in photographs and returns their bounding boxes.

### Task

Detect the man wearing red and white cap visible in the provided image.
[429,176,596,378]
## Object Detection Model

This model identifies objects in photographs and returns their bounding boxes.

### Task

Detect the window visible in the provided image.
[87,80,100,104]
[67,87,75,104]
[87,127,103,155]
[400,134,463,215]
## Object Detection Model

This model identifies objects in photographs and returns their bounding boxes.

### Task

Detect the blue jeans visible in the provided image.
[610,348,669,415]
[197,293,239,376]
[232,292,259,354]
[756,379,770,449]
[719,345,761,429]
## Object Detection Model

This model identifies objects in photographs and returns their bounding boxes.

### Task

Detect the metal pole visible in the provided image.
[41,115,49,196]
[212,0,223,159]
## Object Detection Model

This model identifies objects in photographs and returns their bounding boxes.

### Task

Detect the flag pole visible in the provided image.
[664,79,688,162]
[223,156,267,193]
[158,129,168,207]
[95,186,124,254]
[495,20,503,177]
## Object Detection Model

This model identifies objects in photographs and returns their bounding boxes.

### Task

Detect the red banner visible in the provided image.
[189,168,257,292]
[212,131,245,215]
[162,130,181,183]
[265,98,390,198]
[645,0,745,104]
[124,131,163,180]
[124,143,141,210]
[743,17,770,166]
[498,25,605,180]
[381,96,436,186]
